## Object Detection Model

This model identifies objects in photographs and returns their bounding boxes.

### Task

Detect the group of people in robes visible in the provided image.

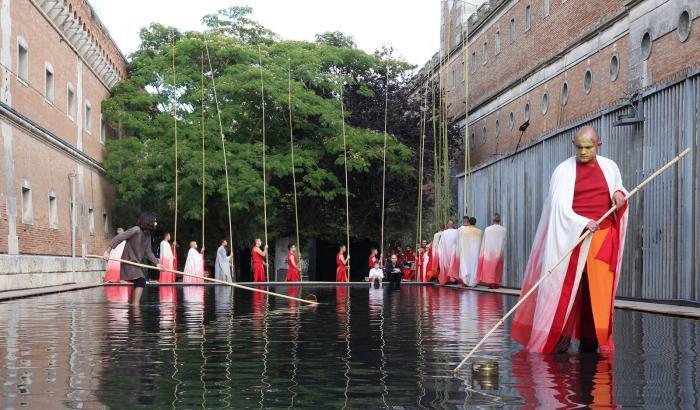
[416,215,507,289]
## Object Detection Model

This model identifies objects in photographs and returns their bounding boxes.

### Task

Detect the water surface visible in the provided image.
[0,285,697,408]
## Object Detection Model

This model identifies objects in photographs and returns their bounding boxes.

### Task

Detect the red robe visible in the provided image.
[252,247,266,282]
[403,250,416,280]
[336,252,348,282]
[416,251,425,282]
[286,252,300,282]
[368,254,377,269]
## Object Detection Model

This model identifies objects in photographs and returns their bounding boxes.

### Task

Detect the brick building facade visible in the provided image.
[0,0,126,290]
[419,0,699,167]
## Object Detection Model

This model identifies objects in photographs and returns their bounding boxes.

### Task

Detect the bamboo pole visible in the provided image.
[88,255,319,306]
[453,147,692,374]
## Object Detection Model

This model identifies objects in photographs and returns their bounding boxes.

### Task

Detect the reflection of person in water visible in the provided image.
[511,351,615,408]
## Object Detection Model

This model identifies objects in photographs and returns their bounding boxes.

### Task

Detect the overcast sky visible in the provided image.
[89,0,448,68]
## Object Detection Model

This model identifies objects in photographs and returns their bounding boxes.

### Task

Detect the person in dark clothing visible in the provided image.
[103,212,163,305]
[384,254,403,289]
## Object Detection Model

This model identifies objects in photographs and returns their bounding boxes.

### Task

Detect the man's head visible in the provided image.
[447,220,455,229]
[220,239,228,247]
[255,238,262,247]
[573,126,601,164]
[390,254,398,263]
[288,243,296,252]
[137,212,158,231]
[163,232,171,241]
[406,246,412,252]
[190,241,197,249]
[396,245,403,252]
[420,239,427,247]
[463,215,470,225]
[492,213,501,224]
[340,244,346,252]
[469,217,477,226]
[370,247,377,255]
[374,261,381,269]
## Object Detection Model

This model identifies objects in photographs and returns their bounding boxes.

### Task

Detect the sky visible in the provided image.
[89,0,445,68]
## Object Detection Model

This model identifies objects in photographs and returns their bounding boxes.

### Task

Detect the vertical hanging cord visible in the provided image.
[380,65,389,262]
[171,32,179,254]
[416,84,427,251]
[258,45,270,280]
[288,59,302,280]
[203,33,236,279]
[431,73,438,232]
[462,0,471,215]
[201,54,206,248]
[443,0,452,224]
[339,83,351,278]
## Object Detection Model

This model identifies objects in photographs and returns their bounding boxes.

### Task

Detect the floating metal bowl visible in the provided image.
[471,360,499,390]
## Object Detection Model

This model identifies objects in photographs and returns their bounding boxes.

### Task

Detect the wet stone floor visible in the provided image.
[0,285,698,409]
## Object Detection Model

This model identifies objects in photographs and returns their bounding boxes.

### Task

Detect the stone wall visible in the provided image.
[0,254,105,291]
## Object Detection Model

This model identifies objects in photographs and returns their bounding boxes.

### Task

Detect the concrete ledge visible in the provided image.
[0,283,102,301]
[0,255,105,292]
[438,284,700,319]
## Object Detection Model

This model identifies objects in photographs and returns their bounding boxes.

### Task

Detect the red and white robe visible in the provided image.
[511,156,627,354]
[104,241,125,283]
[458,225,482,287]
[159,240,176,283]
[437,228,460,285]
[183,248,205,284]
[477,224,507,287]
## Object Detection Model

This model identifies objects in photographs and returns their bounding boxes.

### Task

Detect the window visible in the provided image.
[561,81,569,106]
[470,51,477,73]
[509,18,516,43]
[45,63,54,103]
[541,92,549,114]
[482,126,487,144]
[525,4,532,31]
[677,10,691,42]
[17,37,29,83]
[543,0,550,17]
[495,30,501,55]
[88,204,95,236]
[609,54,619,81]
[470,131,475,146]
[524,102,530,122]
[482,42,488,64]
[48,189,58,229]
[495,118,500,138]
[103,210,109,238]
[454,15,462,46]
[461,60,465,82]
[451,67,456,89]
[583,68,593,94]
[641,31,652,61]
[85,101,92,133]
[67,83,75,121]
[508,111,514,131]
[21,179,32,225]
[100,115,106,144]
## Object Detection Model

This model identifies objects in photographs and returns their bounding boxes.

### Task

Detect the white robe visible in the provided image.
[477,224,507,285]
[215,245,232,283]
[458,225,482,286]
[512,156,628,353]
[437,228,460,282]
[183,248,205,284]
[159,240,174,265]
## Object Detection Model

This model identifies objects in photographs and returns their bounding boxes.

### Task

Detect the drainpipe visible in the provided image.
[69,173,77,283]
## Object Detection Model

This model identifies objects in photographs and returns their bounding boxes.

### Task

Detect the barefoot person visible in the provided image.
[512,126,628,354]
[286,243,301,282]
[103,213,163,305]
[215,239,233,283]
[159,232,175,283]
[368,261,384,287]
[252,238,268,282]
[477,213,507,289]
[336,245,350,282]
[183,241,205,284]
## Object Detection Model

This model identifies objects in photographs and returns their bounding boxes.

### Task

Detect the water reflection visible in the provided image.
[0,286,696,408]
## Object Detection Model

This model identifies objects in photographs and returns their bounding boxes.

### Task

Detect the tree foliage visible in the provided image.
[104,7,435,254]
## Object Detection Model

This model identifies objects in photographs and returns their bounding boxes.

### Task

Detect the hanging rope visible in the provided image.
[461,0,472,215]
[379,65,389,262]
[203,33,236,279]
[339,83,351,276]
[287,58,302,280]
[201,54,206,247]
[258,45,270,280]
[431,73,439,232]
[415,82,427,250]
[171,32,179,257]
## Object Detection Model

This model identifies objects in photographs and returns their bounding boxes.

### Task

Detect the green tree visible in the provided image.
[103,7,425,264]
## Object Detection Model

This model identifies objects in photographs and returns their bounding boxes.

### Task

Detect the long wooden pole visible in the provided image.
[453,147,691,374]
[89,255,318,306]
[258,45,270,281]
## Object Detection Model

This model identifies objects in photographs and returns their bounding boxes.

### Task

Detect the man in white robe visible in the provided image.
[437,220,460,285]
[458,216,482,287]
[183,241,205,284]
[215,239,233,283]
[512,126,628,354]
[159,232,175,283]
[477,214,507,288]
